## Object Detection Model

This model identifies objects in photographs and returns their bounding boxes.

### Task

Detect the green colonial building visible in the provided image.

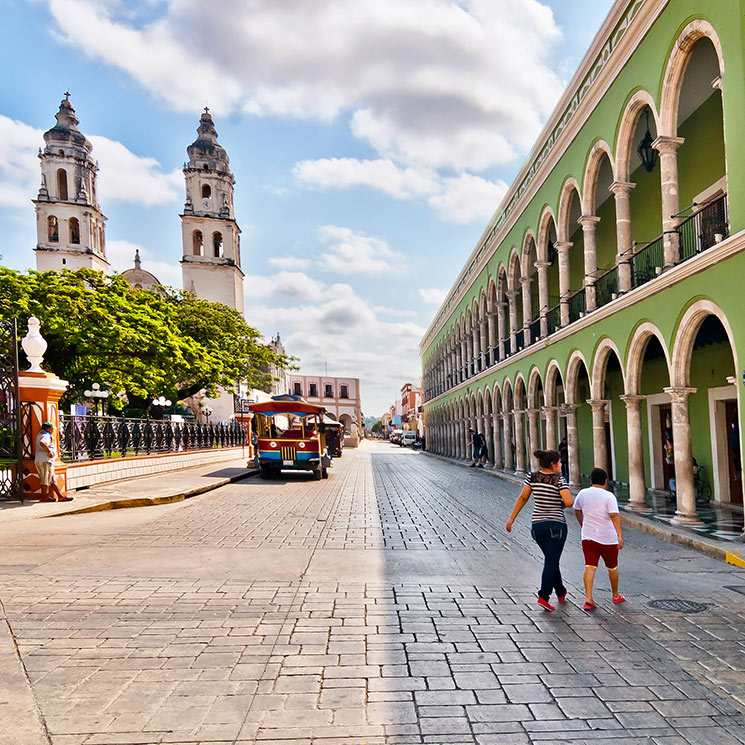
[420,0,744,531]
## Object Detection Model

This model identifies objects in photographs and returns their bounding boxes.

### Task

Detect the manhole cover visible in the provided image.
[648,599,709,614]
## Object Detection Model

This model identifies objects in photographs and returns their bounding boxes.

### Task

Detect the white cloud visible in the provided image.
[107,239,181,286]
[0,116,41,208]
[244,271,326,302]
[267,255,313,271]
[418,288,448,305]
[317,225,403,275]
[0,114,181,211]
[293,158,439,200]
[88,136,181,205]
[45,0,563,172]
[428,173,508,224]
[244,281,424,415]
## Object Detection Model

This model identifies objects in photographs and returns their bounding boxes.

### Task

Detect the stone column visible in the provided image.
[521,276,532,331]
[502,408,514,471]
[652,136,685,269]
[461,337,469,381]
[621,394,648,510]
[471,323,481,375]
[484,414,494,464]
[486,311,497,366]
[578,215,600,311]
[543,405,558,450]
[497,301,507,361]
[564,403,581,489]
[587,399,609,474]
[610,181,635,292]
[513,409,526,475]
[555,241,572,326]
[463,419,470,461]
[507,290,518,353]
[535,260,551,337]
[664,386,703,526]
[457,342,464,384]
[493,412,504,469]
[480,318,488,369]
[527,408,540,470]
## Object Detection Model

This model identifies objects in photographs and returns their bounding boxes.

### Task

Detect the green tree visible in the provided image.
[0,268,289,410]
[371,419,383,433]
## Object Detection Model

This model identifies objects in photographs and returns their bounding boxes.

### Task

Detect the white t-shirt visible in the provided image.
[35,430,56,464]
[573,486,620,544]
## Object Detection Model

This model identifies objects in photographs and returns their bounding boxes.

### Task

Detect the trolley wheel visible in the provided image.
[260,467,272,479]
[321,467,329,479]
[313,468,322,481]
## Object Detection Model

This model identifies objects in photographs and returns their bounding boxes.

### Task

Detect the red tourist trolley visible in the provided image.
[248,395,332,480]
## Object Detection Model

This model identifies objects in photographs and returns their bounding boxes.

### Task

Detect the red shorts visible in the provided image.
[582,540,619,569]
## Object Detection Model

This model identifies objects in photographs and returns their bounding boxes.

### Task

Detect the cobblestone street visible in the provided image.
[2,441,745,744]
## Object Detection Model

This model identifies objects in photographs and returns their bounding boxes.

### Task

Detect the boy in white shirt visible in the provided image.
[573,467,625,610]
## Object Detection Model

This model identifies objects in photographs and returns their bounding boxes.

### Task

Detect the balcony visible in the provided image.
[425,195,729,402]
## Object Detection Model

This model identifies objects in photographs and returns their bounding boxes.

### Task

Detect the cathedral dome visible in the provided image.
[120,250,162,291]
[43,94,92,154]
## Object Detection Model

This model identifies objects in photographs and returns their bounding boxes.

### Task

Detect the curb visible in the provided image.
[42,468,259,518]
[421,450,745,568]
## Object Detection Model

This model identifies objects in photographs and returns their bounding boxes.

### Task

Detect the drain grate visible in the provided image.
[648,599,709,614]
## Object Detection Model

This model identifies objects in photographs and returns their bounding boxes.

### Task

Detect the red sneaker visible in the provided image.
[583,601,597,611]
[557,592,568,603]
[537,598,555,612]
[612,595,626,604]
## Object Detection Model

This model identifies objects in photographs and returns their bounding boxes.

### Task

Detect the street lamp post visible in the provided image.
[83,382,109,416]
[151,395,172,420]
[203,405,213,425]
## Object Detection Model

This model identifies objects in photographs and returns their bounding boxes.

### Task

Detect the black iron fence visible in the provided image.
[0,318,23,502]
[59,413,246,462]
[595,266,619,308]
[678,194,728,261]
[567,288,586,324]
[631,235,665,288]
[546,305,561,336]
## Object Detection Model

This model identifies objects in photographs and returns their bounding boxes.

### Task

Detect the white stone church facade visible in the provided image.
[31,95,274,421]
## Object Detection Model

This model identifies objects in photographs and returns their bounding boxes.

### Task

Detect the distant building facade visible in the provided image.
[288,374,363,445]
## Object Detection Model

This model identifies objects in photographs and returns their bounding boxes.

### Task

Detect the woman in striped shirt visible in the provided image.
[505,449,574,611]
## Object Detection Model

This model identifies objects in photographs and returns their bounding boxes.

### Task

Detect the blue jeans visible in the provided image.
[531,520,567,601]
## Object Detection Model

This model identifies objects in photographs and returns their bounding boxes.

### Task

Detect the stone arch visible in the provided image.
[507,249,522,292]
[591,338,626,400]
[625,322,672,395]
[537,206,557,262]
[521,230,538,277]
[514,373,528,408]
[487,276,498,313]
[660,19,725,137]
[670,299,738,388]
[582,140,616,215]
[615,90,661,183]
[565,351,590,405]
[557,177,583,243]
[544,360,565,407]
[527,366,543,409]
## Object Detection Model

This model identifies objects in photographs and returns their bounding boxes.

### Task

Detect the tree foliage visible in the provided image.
[0,268,288,408]
[370,419,383,433]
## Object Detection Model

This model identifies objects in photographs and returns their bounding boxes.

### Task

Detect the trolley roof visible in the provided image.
[247,394,326,417]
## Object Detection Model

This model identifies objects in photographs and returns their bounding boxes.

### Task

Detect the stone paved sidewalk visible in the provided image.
[1,441,745,744]
[0,456,253,523]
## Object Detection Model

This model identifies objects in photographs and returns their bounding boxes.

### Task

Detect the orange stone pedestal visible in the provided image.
[19,371,69,499]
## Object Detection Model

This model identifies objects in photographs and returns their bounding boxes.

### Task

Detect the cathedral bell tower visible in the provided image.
[33,94,109,272]
[180,108,244,313]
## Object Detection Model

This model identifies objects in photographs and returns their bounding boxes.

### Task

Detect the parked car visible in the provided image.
[402,431,417,447]
[390,429,404,445]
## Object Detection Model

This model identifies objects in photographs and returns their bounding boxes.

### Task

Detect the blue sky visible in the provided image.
[0,0,614,416]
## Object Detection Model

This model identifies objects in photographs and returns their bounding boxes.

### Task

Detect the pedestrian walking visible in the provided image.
[505,449,573,611]
[34,421,71,502]
[479,440,489,467]
[558,437,569,479]
[469,428,484,468]
[573,467,624,610]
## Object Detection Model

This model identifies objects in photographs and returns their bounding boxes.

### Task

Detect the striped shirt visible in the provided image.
[524,471,569,524]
